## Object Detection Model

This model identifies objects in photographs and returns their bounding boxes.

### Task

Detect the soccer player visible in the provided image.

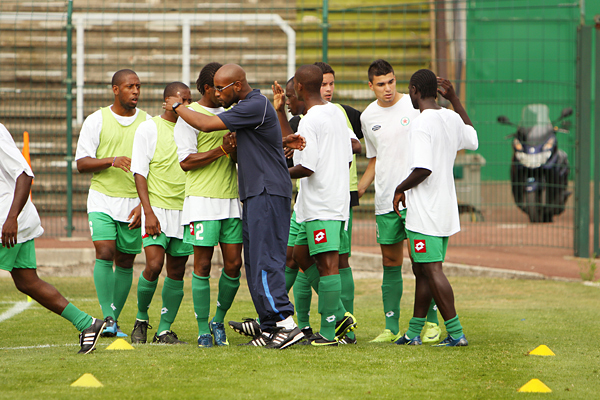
[165,64,305,349]
[287,64,356,346]
[76,69,150,337]
[173,63,243,348]
[358,59,441,343]
[392,70,477,347]
[288,61,361,344]
[129,82,194,345]
[1,123,105,354]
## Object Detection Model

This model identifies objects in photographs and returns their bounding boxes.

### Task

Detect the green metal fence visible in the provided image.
[1,0,598,256]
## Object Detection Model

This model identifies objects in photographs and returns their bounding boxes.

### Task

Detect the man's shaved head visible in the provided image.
[112,69,138,87]
[214,64,246,85]
[294,64,323,94]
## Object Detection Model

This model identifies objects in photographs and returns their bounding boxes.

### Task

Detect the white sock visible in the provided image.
[276,315,297,330]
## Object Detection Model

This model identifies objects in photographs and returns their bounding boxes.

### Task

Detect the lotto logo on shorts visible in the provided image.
[189,223,194,235]
[314,229,327,244]
[142,233,149,239]
[414,239,426,253]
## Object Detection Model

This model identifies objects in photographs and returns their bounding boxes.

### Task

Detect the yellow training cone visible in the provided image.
[518,379,552,393]
[71,373,103,387]
[528,345,555,356]
[106,338,134,350]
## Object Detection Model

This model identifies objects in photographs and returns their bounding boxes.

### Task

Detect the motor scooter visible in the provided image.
[497,104,572,223]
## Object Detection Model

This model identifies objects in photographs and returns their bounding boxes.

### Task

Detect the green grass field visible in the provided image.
[1,275,598,399]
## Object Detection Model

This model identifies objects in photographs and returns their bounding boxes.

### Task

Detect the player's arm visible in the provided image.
[77,156,132,173]
[392,168,431,216]
[357,156,376,198]
[351,138,362,155]
[1,172,32,248]
[134,174,160,236]
[289,165,313,179]
[272,81,296,140]
[180,132,236,171]
[437,77,473,127]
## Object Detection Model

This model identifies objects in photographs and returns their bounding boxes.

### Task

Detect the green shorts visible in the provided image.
[288,211,301,247]
[88,212,142,254]
[305,220,344,257]
[376,210,408,245]
[143,233,193,257]
[406,230,449,263]
[183,218,242,247]
[0,239,36,271]
[339,209,353,256]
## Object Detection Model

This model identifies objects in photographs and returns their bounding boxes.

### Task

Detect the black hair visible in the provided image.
[295,64,323,93]
[164,82,190,99]
[313,61,335,77]
[111,69,137,86]
[368,59,394,82]
[196,62,223,95]
[409,69,437,99]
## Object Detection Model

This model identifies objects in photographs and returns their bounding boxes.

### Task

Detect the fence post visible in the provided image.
[65,0,74,237]
[575,25,592,257]
[594,21,600,256]
[322,0,329,63]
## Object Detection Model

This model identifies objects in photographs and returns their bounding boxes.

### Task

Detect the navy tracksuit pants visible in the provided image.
[242,191,295,332]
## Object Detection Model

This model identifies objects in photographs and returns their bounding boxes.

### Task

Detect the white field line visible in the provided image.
[0,301,32,323]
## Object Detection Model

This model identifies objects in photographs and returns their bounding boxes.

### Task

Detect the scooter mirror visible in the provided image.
[561,107,573,118]
[497,115,512,125]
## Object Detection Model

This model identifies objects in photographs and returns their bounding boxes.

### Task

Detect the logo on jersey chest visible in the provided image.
[371,124,381,131]
[401,117,410,126]
[414,239,426,253]
[314,229,327,244]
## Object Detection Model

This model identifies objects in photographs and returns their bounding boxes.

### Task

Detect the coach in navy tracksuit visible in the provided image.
[167,64,305,348]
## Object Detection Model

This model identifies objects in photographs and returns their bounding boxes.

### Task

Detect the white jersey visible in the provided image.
[173,105,241,224]
[0,124,44,243]
[75,107,151,222]
[405,108,479,237]
[361,94,420,214]
[295,102,352,223]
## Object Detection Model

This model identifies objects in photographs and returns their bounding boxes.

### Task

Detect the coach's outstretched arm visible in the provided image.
[165,94,227,133]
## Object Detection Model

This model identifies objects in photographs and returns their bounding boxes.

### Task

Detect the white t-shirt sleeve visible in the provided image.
[0,124,34,179]
[174,116,199,163]
[409,125,433,172]
[75,110,102,160]
[361,112,377,159]
[131,120,157,179]
[459,124,479,151]
[296,118,318,172]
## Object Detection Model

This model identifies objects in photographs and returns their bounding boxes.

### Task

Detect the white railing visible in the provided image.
[1,12,296,124]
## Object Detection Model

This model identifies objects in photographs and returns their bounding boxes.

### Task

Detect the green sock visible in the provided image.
[303,264,321,293]
[406,317,426,339]
[444,315,464,338]
[157,277,184,334]
[93,259,114,319]
[61,303,93,332]
[426,299,439,325]
[136,273,158,321]
[113,266,133,321]
[318,274,342,341]
[213,271,240,323]
[382,265,403,335]
[285,266,299,293]
[339,267,354,314]
[192,273,211,336]
[293,272,312,329]
[339,267,355,340]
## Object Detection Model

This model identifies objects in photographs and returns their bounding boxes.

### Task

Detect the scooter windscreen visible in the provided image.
[517,104,553,145]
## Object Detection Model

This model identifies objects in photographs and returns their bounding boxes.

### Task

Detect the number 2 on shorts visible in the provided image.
[195,223,204,240]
